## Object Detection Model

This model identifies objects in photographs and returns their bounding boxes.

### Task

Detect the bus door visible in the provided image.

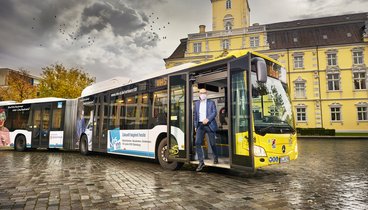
[228,54,255,171]
[168,73,190,162]
[31,104,52,148]
[92,94,108,152]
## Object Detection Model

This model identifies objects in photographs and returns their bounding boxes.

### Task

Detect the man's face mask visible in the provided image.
[200,94,207,100]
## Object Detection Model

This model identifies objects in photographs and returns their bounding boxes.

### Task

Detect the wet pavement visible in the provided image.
[0,139,367,210]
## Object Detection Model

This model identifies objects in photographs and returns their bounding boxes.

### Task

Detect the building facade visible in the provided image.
[164,0,368,134]
[0,68,40,87]
[0,68,40,101]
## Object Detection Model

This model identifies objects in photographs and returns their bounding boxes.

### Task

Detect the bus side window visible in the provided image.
[151,90,168,127]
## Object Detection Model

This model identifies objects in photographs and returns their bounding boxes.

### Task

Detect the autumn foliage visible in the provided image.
[38,64,95,99]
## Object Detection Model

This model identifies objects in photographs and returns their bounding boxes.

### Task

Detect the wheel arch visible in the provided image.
[14,133,26,147]
[155,132,167,160]
[14,133,27,151]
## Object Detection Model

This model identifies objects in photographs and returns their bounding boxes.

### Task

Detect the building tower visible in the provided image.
[211,0,250,31]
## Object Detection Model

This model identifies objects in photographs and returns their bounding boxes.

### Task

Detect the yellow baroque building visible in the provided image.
[164,0,368,134]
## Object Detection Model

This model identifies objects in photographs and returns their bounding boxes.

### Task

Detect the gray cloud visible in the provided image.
[79,2,147,37]
[123,0,168,10]
[0,0,171,81]
[291,0,368,20]
[0,0,15,18]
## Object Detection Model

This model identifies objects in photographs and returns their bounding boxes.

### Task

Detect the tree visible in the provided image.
[38,64,95,99]
[0,69,37,102]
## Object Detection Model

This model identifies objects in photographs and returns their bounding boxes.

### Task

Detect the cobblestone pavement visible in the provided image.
[1,139,368,210]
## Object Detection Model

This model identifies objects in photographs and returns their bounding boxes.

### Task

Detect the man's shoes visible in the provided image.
[213,158,218,164]
[196,162,205,172]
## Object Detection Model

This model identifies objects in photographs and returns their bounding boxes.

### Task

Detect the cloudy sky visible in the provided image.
[0,0,367,81]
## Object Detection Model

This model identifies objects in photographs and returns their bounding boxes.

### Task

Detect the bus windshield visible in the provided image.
[251,70,295,136]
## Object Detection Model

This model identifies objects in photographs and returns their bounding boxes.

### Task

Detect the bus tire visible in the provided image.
[80,135,89,155]
[14,135,27,152]
[157,138,183,170]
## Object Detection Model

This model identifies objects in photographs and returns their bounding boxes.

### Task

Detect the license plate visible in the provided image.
[280,156,289,163]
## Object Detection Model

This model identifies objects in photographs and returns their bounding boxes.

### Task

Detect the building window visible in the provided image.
[357,106,368,121]
[294,56,304,69]
[193,43,202,53]
[295,82,306,98]
[296,107,307,122]
[353,51,364,65]
[330,107,341,121]
[327,53,337,66]
[222,39,230,50]
[225,22,232,31]
[250,36,259,48]
[226,0,231,9]
[353,71,367,90]
[327,72,340,91]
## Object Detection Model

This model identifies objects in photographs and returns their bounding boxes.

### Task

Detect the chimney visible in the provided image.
[199,25,206,33]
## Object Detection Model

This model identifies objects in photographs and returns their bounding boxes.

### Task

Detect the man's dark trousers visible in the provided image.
[196,123,218,163]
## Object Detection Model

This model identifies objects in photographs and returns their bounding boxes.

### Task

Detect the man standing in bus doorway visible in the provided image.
[194,88,218,172]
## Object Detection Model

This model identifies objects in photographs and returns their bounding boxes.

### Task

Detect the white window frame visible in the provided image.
[327,72,340,91]
[330,104,342,122]
[357,106,368,121]
[353,51,364,65]
[296,107,307,122]
[295,82,306,98]
[222,39,230,50]
[225,22,232,31]
[294,56,304,69]
[193,42,202,53]
[353,70,367,90]
[226,0,232,9]
[250,36,259,48]
[327,53,337,66]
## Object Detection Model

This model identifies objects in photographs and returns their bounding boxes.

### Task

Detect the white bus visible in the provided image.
[0,98,78,151]
[76,50,298,172]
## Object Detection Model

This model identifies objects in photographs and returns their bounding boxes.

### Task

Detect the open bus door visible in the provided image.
[228,53,255,172]
[167,73,190,163]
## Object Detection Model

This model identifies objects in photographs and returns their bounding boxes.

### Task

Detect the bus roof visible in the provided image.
[0,101,17,106]
[81,63,195,97]
[81,77,131,97]
[22,97,67,104]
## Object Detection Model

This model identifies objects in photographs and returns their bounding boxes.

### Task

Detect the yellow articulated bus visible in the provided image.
[76,50,298,173]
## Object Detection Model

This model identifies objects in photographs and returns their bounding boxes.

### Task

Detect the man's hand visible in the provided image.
[203,118,209,125]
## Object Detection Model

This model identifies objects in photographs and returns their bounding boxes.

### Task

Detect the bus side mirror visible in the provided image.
[251,57,267,83]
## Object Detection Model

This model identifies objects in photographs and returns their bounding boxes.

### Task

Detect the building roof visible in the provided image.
[267,22,365,50]
[266,12,368,31]
[0,68,41,80]
[266,12,368,50]
[164,38,188,61]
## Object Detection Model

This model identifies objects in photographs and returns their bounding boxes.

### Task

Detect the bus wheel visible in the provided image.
[157,138,183,170]
[15,135,27,152]
[80,135,89,155]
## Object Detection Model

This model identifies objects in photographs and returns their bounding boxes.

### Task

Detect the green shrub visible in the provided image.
[296,128,335,136]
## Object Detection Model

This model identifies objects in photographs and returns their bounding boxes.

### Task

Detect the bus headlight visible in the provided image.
[254,145,267,157]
